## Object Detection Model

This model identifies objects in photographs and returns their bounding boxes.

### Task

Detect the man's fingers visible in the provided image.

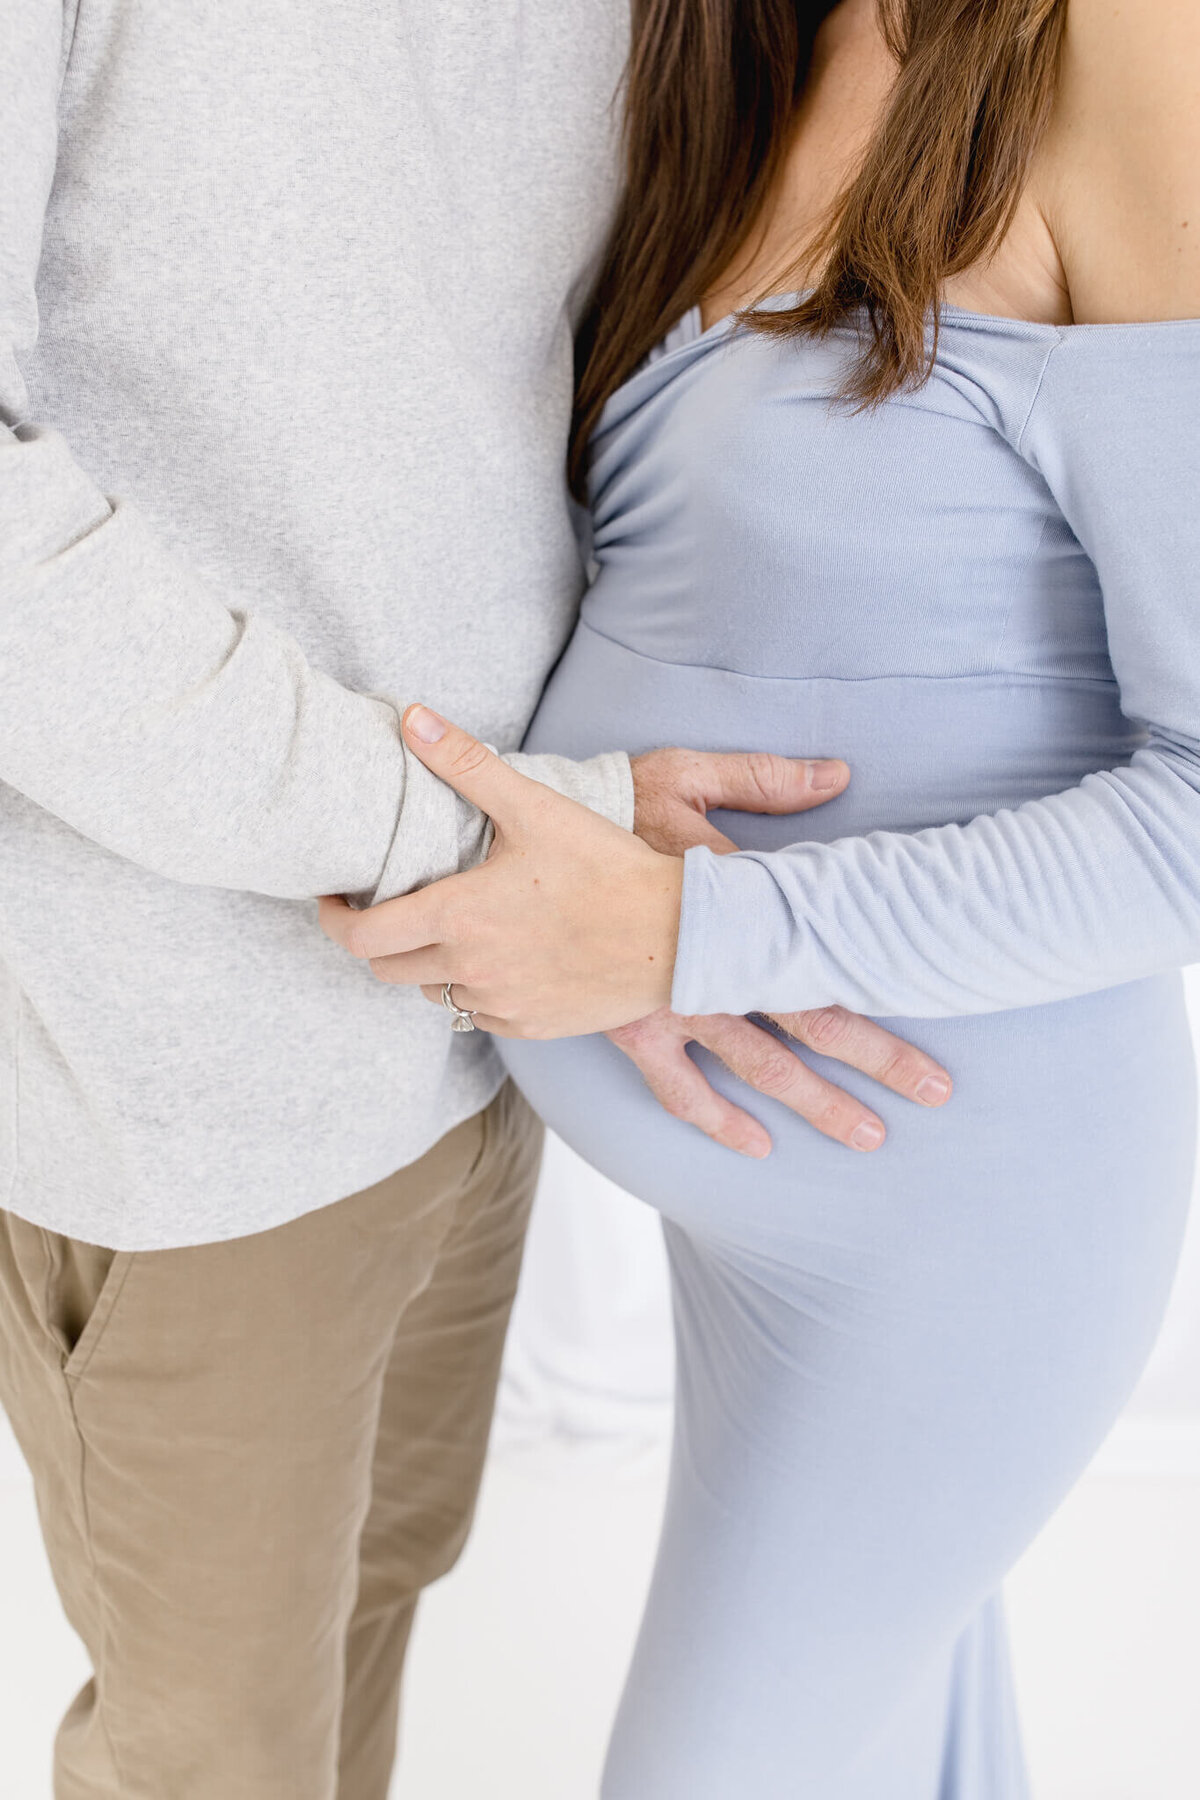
[770,1006,952,1108]
[664,814,740,856]
[692,750,850,817]
[609,1018,772,1159]
[690,1013,887,1151]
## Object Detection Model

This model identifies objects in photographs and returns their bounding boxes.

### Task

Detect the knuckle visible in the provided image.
[742,1049,798,1098]
[646,748,698,803]
[745,750,790,806]
[453,951,486,987]
[612,1011,683,1054]
[640,1064,694,1119]
[799,1005,852,1051]
[343,921,373,961]
[814,1093,855,1136]
[878,1049,918,1089]
[437,898,467,942]
[449,740,491,780]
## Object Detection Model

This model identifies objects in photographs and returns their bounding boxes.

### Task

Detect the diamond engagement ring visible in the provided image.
[441,982,477,1033]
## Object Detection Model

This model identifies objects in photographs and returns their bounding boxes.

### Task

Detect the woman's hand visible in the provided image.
[319,704,955,1151]
[320,706,684,1038]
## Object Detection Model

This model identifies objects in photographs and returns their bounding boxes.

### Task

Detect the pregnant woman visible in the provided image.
[324,0,1200,1792]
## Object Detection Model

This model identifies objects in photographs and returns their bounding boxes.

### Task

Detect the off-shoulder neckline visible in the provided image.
[607,288,1200,439]
[688,290,1200,345]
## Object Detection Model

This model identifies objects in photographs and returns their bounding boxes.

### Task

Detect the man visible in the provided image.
[0,5,948,1796]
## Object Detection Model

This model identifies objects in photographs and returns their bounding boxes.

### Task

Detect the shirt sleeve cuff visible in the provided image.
[503,749,635,830]
[670,844,819,1017]
[369,748,635,906]
[369,747,483,904]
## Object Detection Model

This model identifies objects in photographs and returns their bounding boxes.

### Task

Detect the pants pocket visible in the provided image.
[40,1231,134,1381]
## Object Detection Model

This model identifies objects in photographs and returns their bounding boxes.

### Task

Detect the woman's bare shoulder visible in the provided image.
[1044,0,1200,322]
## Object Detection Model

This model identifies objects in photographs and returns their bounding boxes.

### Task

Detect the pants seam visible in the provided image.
[40,1228,61,1359]
[5,990,23,1215]
[62,1372,131,1797]
[464,1085,496,1189]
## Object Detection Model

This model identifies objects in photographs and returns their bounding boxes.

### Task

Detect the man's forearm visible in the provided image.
[0,428,415,898]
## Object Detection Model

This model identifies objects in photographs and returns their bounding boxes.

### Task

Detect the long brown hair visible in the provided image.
[571,0,1066,491]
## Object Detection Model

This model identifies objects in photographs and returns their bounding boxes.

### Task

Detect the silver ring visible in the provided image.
[441,982,477,1033]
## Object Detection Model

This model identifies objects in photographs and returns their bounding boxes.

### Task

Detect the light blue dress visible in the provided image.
[501,299,1200,1797]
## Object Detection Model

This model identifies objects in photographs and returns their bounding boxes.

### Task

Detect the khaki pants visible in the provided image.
[0,1081,542,1800]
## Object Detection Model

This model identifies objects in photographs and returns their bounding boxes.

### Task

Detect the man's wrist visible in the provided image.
[503,748,634,830]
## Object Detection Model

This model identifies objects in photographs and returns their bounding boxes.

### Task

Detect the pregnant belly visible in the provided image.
[502,979,1195,1256]
[500,620,1190,1247]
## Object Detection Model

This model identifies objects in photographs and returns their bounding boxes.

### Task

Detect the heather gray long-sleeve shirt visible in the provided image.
[0,0,632,1248]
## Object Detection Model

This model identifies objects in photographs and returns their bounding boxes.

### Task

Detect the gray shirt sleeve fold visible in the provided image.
[0,4,630,908]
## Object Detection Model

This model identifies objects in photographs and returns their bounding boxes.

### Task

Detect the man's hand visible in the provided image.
[629,745,850,854]
[609,1007,951,1159]
[620,747,952,1157]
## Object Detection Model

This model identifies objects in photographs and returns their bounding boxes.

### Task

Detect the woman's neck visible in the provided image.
[700,1,893,331]
[700,0,1071,333]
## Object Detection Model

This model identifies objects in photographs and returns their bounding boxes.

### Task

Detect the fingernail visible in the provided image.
[916,1076,951,1106]
[406,705,446,744]
[808,760,846,792]
[850,1120,885,1151]
[740,1137,772,1160]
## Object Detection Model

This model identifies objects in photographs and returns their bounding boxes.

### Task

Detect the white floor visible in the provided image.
[401,1443,1200,1800]
[3,1410,1200,1800]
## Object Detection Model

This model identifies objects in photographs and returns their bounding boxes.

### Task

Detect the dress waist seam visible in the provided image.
[572,618,1120,692]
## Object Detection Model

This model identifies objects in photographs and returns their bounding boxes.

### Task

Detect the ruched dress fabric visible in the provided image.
[500,300,1200,1797]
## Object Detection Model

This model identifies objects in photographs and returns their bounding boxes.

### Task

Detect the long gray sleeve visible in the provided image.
[672,325,1200,1018]
[0,3,630,905]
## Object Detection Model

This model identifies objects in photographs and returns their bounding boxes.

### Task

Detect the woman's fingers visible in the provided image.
[420,979,481,1012]
[318,889,449,962]
[769,1006,952,1108]
[361,947,453,986]
[401,704,554,829]
[689,1013,888,1151]
[411,983,504,1034]
[608,1014,773,1159]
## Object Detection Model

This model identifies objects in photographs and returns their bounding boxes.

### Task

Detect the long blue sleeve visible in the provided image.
[671,323,1200,1019]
